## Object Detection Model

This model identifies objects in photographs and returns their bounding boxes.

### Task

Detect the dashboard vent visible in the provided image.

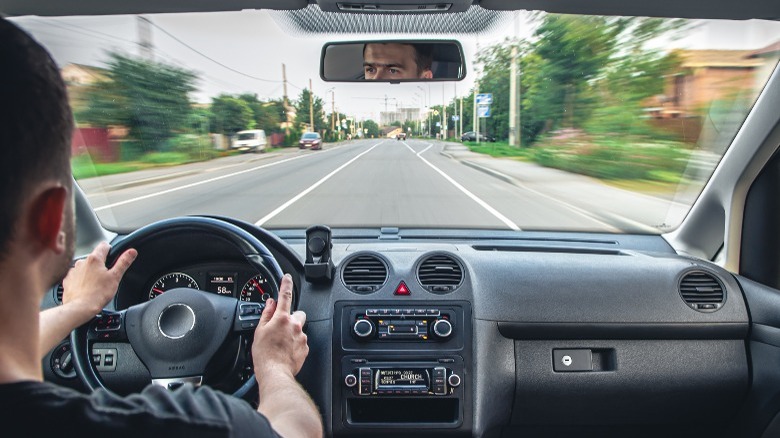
[417,254,463,293]
[342,254,387,293]
[53,284,64,305]
[679,271,725,312]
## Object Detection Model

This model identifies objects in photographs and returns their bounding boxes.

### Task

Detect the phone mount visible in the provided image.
[305,225,334,283]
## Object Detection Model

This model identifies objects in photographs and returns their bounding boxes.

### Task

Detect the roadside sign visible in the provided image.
[478,104,491,118]
[435,122,441,127]
[476,93,493,105]
[452,115,459,121]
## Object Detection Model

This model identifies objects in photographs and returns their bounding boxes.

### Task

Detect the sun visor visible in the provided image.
[315,0,472,14]
[0,0,307,17]
[479,0,779,20]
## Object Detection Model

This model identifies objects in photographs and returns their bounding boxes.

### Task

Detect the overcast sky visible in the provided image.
[12,10,780,121]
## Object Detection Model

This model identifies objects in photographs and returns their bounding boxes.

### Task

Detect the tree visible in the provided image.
[294,89,326,132]
[363,120,380,138]
[210,94,253,136]
[79,53,197,152]
[238,93,283,133]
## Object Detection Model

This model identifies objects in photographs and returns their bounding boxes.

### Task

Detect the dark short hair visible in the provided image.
[0,18,73,259]
[363,43,434,75]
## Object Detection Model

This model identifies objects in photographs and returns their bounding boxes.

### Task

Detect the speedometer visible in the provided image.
[149,272,199,300]
[240,274,271,303]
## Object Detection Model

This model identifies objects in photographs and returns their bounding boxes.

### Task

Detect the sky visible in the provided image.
[12,10,780,122]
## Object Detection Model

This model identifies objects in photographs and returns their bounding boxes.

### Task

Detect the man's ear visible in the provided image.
[420,69,433,80]
[27,186,68,254]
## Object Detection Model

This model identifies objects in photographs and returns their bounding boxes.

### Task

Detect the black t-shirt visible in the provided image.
[0,380,282,438]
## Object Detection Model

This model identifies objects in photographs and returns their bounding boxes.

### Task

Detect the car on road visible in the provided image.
[299,132,322,150]
[460,131,495,142]
[230,129,267,153]
[396,132,407,140]
[10,1,780,438]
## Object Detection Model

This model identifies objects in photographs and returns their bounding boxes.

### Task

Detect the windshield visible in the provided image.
[302,133,319,139]
[237,132,257,140]
[14,11,780,233]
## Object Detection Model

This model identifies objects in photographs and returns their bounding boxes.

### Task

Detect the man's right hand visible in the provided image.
[252,274,309,378]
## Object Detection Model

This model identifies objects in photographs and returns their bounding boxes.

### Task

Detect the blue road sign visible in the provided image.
[476,93,493,105]
[477,104,491,118]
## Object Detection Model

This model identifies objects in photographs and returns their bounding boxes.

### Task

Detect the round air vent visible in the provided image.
[417,254,464,293]
[679,271,725,312]
[342,254,388,293]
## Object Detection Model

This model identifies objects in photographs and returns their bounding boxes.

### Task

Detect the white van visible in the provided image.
[230,129,267,153]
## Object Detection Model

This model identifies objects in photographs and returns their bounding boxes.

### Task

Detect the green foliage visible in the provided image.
[468,14,689,146]
[362,120,380,138]
[294,89,327,132]
[78,53,197,152]
[139,152,190,165]
[238,93,284,133]
[210,94,253,136]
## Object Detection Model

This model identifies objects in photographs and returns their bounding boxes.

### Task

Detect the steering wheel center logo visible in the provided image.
[158,304,196,339]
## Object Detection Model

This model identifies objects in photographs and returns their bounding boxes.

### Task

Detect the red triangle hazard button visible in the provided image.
[394,281,411,296]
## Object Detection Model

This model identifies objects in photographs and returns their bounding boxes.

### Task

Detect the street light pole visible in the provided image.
[309,78,314,133]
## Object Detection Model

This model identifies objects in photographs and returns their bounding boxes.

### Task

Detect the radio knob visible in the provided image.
[433,319,453,338]
[353,319,375,338]
[448,373,461,388]
[344,374,357,388]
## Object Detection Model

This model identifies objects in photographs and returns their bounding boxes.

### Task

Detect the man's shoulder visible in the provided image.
[0,381,280,438]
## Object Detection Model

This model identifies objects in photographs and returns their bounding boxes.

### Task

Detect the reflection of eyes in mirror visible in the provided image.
[362,43,434,80]
[322,40,465,82]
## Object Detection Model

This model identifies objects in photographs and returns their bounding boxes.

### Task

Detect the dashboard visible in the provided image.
[41,220,760,438]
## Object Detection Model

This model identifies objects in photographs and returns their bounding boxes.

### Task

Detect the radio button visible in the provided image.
[433,319,453,338]
[448,374,461,388]
[415,309,427,315]
[427,309,440,316]
[390,309,402,316]
[402,309,414,316]
[365,309,378,316]
[345,374,357,388]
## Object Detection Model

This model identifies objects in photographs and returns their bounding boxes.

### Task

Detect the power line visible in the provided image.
[144,17,286,85]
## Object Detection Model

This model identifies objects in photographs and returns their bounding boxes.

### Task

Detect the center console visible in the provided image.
[332,301,472,436]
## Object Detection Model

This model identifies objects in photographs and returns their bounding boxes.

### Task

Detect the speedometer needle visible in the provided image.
[251,280,264,294]
[152,288,164,295]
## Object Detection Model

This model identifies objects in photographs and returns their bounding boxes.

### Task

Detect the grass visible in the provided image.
[463,141,533,160]
[72,150,223,179]
[463,136,692,184]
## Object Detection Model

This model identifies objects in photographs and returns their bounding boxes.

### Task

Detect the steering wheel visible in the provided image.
[70,216,286,398]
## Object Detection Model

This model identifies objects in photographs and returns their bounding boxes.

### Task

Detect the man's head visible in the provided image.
[363,43,434,80]
[0,18,75,286]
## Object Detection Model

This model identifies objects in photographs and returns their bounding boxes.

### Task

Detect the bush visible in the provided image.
[140,152,190,165]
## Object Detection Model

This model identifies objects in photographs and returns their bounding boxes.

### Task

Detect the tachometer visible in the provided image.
[149,272,199,300]
[240,274,271,303]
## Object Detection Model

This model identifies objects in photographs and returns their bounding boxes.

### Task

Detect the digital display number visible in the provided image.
[207,273,237,296]
[376,369,429,388]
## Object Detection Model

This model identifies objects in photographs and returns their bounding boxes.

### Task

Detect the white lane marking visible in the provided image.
[403,142,520,231]
[254,142,384,226]
[93,143,358,212]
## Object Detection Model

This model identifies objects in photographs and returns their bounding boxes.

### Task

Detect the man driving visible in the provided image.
[0,18,322,438]
[363,42,434,80]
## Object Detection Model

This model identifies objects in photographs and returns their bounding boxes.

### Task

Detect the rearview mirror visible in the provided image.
[321,40,466,83]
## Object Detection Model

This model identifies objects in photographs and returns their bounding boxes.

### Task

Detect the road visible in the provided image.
[80,139,689,233]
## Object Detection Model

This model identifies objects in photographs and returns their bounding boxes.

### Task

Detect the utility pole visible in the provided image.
[330,89,335,134]
[474,81,479,145]
[282,64,290,137]
[309,78,314,133]
[137,16,154,62]
[442,85,447,140]
[459,97,463,141]
[509,43,518,146]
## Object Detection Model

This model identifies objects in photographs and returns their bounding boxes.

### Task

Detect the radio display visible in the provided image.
[376,369,430,388]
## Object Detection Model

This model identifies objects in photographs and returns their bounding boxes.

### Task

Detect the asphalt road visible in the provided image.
[81,139,686,233]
